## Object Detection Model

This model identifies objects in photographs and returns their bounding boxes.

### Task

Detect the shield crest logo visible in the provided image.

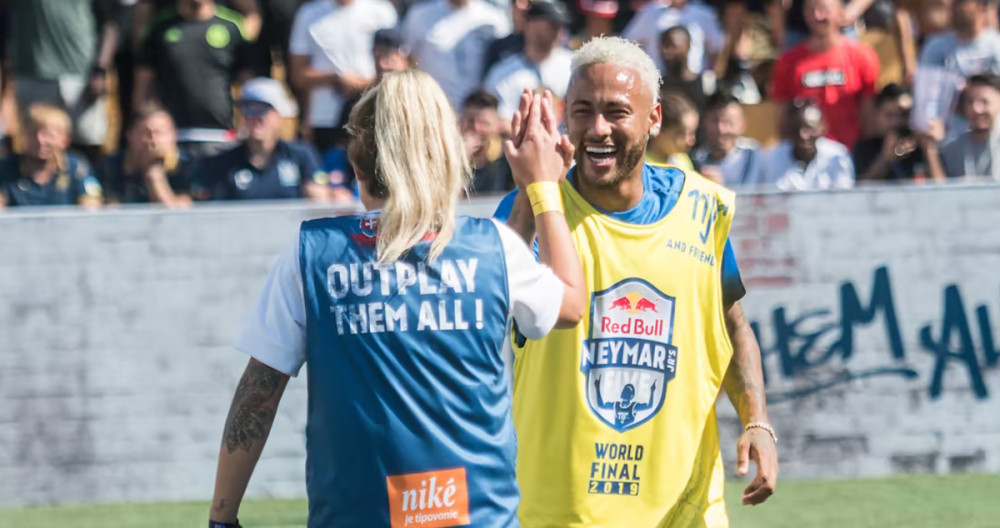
[278,160,301,187]
[580,278,678,433]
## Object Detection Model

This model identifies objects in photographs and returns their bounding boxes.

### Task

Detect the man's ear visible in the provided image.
[649,101,663,137]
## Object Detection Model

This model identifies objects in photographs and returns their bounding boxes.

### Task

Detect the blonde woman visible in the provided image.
[209,71,584,528]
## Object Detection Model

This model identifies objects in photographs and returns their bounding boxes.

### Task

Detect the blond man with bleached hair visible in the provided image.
[0,104,103,209]
[571,36,663,104]
[210,71,587,528]
[498,36,778,527]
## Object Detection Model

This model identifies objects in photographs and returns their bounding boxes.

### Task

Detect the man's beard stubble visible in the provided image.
[575,139,647,190]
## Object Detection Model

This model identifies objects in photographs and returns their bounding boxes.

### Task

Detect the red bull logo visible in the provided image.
[600,317,665,336]
[610,297,632,311]
[609,294,659,314]
[635,298,658,313]
[585,278,677,432]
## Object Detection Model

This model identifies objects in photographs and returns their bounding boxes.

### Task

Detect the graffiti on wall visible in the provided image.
[750,267,999,403]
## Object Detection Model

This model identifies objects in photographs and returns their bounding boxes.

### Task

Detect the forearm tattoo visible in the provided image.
[223,361,283,454]
[724,303,767,422]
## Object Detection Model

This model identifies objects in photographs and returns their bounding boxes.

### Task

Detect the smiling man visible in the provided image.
[498,37,778,527]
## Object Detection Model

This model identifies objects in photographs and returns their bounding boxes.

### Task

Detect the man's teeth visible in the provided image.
[586,146,616,154]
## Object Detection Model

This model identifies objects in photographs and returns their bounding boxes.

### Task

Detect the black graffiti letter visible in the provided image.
[838,266,905,361]
[919,285,988,399]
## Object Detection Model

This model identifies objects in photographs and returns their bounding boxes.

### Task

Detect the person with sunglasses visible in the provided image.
[195,77,332,201]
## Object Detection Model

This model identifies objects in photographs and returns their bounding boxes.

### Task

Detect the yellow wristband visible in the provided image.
[525,181,563,216]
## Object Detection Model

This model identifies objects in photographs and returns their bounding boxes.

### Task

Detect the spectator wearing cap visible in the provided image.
[0,104,103,209]
[373,29,411,79]
[196,78,330,201]
[622,0,724,76]
[483,2,573,121]
[8,0,120,163]
[461,90,515,193]
[99,104,194,208]
[920,0,1000,77]
[402,0,511,108]
[572,0,619,49]
[770,0,880,151]
[761,100,855,190]
[938,74,1000,179]
[134,0,256,161]
[288,0,397,153]
[692,92,766,188]
[321,28,412,202]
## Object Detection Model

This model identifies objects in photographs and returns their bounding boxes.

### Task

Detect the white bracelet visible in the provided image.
[744,422,778,445]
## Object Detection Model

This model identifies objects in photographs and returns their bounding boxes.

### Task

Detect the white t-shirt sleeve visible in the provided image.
[492,219,565,340]
[376,1,399,30]
[288,2,314,56]
[236,239,308,376]
[491,8,512,38]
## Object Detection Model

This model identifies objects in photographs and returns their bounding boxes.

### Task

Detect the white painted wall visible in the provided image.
[0,186,997,507]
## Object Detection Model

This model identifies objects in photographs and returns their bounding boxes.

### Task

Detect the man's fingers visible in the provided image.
[736,437,750,476]
[510,110,523,147]
[559,135,575,157]
[742,440,778,506]
[542,90,559,136]
[502,138,517,161]
[526,93,543,133]
[742,475,775,505]
[558,135,575,176]
[513,90,531,146]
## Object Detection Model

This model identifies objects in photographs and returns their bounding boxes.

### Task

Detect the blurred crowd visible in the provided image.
[0,0,999,210]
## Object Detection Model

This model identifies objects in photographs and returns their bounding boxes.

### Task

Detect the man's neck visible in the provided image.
[664,64,692,79]
[792,144,817,165]
[970,128,992,142]
[584,17,613,40]
[524,44,554,64]
[448,0,470,8]
[247,138,278,167]
[956,25,983,42]
[708,142,734,161]
[335,0,355,6]
[180,2,216,21]
[573,168,645,212]
[22,156,58,184]
[808,32,841,52]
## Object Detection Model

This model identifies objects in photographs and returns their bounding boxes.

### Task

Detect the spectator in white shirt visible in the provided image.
[402,0,511,108]
[621,0,724,75]
[762,100,855,190]
[920,0,1000,78]
[288,0,398,153]
[692,92,766,188]
[483,2,573,121]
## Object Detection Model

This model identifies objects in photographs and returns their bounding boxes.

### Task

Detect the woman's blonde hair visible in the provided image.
[347,70,471,264]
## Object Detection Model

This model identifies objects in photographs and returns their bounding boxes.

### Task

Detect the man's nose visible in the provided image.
[591,114,612,137]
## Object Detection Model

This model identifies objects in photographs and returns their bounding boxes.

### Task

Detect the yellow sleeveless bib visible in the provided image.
[513,170,735,527]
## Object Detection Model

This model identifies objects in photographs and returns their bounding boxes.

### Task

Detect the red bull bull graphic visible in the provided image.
[581,278,678,433]
[610,296,632,311]
[635,298,658,313]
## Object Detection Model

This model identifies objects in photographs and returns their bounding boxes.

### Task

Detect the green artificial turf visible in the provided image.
[2,473,997,527]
